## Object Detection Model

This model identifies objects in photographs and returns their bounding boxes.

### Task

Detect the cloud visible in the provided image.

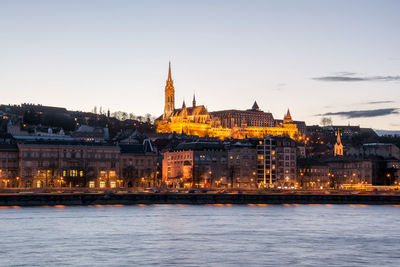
[317,108,399,119]
[272,83,286,91]
[313,73,400,82]
[364,100,395,105]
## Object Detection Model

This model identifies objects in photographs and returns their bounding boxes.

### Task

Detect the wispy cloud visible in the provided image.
[363,100,395,105]
[313,72,400,82]
[317,108,399,119]
[272,83,286,91]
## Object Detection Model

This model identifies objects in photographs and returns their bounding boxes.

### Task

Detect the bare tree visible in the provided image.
[320,117,333,126]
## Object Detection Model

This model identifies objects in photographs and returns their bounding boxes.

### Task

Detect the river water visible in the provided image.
[1,204,400,266]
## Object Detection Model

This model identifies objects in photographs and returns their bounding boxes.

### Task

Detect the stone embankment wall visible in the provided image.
[1,193,400,206]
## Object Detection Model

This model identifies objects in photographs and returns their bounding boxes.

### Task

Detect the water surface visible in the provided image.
[1,204,399,266]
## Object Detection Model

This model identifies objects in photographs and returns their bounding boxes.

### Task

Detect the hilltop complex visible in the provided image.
[155,62,305,140]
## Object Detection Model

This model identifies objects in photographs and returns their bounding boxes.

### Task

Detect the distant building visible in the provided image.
[155,62,302,140]
[210,101,275,128]
[71,125,110,142]
[362,143,400,160]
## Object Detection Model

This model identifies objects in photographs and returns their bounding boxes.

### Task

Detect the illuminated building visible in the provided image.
[162,142,227,188]
[17,142,120,188]
[0,144,18,188]
[334,129,343,156]
[155,62,302,140]
[256,136,297,187]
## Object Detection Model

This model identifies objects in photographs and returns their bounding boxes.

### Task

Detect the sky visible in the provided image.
[1,0,399,130]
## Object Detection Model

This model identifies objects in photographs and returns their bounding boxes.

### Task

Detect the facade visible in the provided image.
[326,157,373,185]
[256,136,297,187]
[210,101,274,128]
[0,138,160,189]
[297,159,330,189]
[361,143,400,160]
[0,144,19,188]
[119,140,158,188]
[162,142,227,188]
[155,63,301,140]
[227,141,258,188]
[17,142,120,188]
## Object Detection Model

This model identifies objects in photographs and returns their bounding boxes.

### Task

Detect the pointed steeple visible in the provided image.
[182,100,186,108]
[336,129,342,145]
[283,109,293,123]
[251,101,260,111]
[168,61,172,82]
[334,129,343,156]
[192,93,196,107]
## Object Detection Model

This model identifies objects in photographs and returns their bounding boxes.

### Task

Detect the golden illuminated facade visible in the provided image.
[155,63,301,140]
[334,129,344,156]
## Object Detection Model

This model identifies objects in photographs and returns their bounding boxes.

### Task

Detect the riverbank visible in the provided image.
[1,192,400,206]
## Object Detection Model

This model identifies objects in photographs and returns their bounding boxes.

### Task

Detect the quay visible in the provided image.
[1,192,400,206]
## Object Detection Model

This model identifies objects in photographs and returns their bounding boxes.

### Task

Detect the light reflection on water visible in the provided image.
[1,205,400,266]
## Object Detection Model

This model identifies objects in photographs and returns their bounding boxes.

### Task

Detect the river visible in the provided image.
[1,204,400,266]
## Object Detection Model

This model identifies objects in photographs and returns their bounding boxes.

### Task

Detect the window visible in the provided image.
[89,181,95,188]
[100,181,106,188]
[110,181,116,188]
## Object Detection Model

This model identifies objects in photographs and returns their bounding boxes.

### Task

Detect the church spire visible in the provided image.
[192,93,196,107]
[182,100,186,108]
[283,109,293,123]
[334,129,343,156]
[168,61,172,82]
[336,129,342,145]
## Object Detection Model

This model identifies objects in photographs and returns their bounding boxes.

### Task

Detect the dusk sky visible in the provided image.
[1,0,399,130]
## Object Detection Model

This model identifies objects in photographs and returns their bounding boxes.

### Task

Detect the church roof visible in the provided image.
[173,105,209,116]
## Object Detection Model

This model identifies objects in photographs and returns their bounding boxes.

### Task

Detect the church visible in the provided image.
[155,62,302,140]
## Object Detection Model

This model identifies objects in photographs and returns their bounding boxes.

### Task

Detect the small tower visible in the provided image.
[283,109,293,124]
[163,61,175,119]
[334,129,344,156]
[251,101,260,111]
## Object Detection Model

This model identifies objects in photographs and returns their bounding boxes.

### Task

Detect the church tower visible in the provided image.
[283,109,293,124]
[334,129,344,156]
[164,61,175,119]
